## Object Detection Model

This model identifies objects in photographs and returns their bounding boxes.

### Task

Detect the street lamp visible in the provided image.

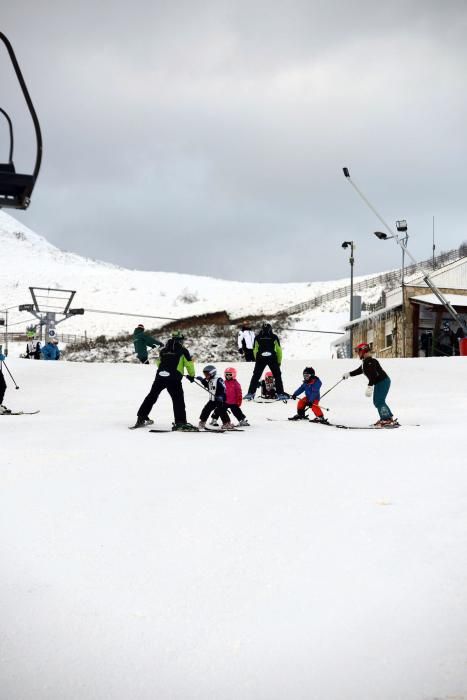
[342,240,355,355]
[374,222,409,356]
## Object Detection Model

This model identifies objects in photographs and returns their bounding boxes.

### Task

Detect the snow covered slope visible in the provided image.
[1,211,381,340]
[1,356,466,700]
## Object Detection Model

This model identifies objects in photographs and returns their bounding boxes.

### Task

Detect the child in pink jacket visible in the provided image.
[210,367,250,427]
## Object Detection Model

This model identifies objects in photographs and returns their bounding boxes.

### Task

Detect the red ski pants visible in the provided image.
[297,397,323,418]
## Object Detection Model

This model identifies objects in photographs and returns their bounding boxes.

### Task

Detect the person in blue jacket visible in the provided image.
[41,338,60,360]
[289,366,328,423]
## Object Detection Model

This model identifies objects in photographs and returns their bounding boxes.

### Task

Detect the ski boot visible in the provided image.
[131,417,154,429]
[310,416,330,425]
[198,421,207,430]
[288,413,307,421]
[172,422,199,432]
[237,418,250,427]
[0,405,12,415]
[243,393,255,401]
[379,418,399,429]
[221,421,236,430]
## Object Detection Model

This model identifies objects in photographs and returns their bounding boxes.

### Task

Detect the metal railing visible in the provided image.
[283,246,464,317]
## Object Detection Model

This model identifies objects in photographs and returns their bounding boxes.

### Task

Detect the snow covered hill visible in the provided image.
[1,211,382,352]
[1,356,466,700]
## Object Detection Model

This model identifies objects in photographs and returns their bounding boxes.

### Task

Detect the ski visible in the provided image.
[1,410,40,416]
[254,397,288,404]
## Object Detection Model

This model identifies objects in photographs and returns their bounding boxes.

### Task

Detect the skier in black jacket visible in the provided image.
[343,342,397,427]
[243,323,288,400]
[133,331,197,430]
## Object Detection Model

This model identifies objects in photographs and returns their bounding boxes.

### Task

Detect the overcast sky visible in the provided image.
[2,1,467,282]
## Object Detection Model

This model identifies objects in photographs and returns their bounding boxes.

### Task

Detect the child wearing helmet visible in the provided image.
[259,371,277,400]
[210,367,249,427]
[289,367,328,423]
[342,343,397,427]
[196,365,234,430]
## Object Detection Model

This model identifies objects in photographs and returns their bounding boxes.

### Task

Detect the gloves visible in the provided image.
[365,386,373,397]
[0,353,5,362]
[238,348,244,355]
[292,394,297,400]
[342,372,350,380]
[186,375,195,383]
[196,376,203,382]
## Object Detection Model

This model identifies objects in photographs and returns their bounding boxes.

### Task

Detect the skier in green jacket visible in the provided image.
[133,324,163,364]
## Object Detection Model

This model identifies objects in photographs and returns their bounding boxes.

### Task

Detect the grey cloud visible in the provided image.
[2,1,467,281]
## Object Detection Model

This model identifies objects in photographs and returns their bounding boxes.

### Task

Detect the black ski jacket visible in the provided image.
[350,357,388,386]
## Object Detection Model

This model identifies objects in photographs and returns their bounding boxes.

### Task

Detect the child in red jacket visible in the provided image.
[210,367,250,427]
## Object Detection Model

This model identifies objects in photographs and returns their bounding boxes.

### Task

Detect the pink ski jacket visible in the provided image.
[225,378,243,406]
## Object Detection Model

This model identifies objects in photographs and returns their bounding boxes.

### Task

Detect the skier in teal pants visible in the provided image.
[342,342,397,427]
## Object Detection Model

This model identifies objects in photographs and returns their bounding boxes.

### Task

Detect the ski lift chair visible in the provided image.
[0,33,42,210]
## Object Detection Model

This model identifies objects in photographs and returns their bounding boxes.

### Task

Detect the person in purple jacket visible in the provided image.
[289,367,328,423]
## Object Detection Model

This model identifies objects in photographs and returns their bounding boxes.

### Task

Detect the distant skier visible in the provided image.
[258,371,277,399]
[197,365,234,430]
[133,324,163,364]
[26,330,41,359]
[243,323,288,401]
[134,331,197,430]
[0,351,11,414]
[41,338,60,360]
[342,342,397,427]
[210,367,249,427]
[237,323,255,362]
[289,367,328,423]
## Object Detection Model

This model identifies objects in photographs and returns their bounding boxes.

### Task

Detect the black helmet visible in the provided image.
[202,364,217,378]
[303,367,315,379]
[261,322,272,335]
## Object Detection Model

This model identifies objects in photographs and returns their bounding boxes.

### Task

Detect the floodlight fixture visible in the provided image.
[396,219,408,232]
[374,231,389,241]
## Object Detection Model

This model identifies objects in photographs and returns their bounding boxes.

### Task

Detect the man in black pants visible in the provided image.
[134,332,197,430]
[243,323,288,401]
[0,352,11,414]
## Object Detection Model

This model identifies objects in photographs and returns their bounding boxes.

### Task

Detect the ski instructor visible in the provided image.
[133,331,197,431]
[342,342,397,427]
[243,323,288,401]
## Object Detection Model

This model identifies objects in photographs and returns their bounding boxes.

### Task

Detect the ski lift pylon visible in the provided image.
[0,32,42,210]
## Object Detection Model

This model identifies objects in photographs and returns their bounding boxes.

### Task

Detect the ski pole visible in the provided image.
[185,376,210,393]
[319,378,344,401]
[1,360,20,389]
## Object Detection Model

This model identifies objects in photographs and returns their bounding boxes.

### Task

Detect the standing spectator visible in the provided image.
[243,323,288,401]
[454,322,465,356]
[342,342,397,427]
[133,324,163,364]
[134,331,197,431]
[237,323,255,362]
[210,367,249,427]
[0,351,10,414]
[435,322,455,356]
[26,329,41,359]
[41,338,60,360]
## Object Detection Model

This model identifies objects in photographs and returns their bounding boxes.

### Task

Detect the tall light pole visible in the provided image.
[342,241,355,356]
[343,167,467,336]
[374,220,409,356]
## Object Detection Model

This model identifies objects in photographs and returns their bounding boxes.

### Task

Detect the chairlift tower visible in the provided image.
[19,287,84,340]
